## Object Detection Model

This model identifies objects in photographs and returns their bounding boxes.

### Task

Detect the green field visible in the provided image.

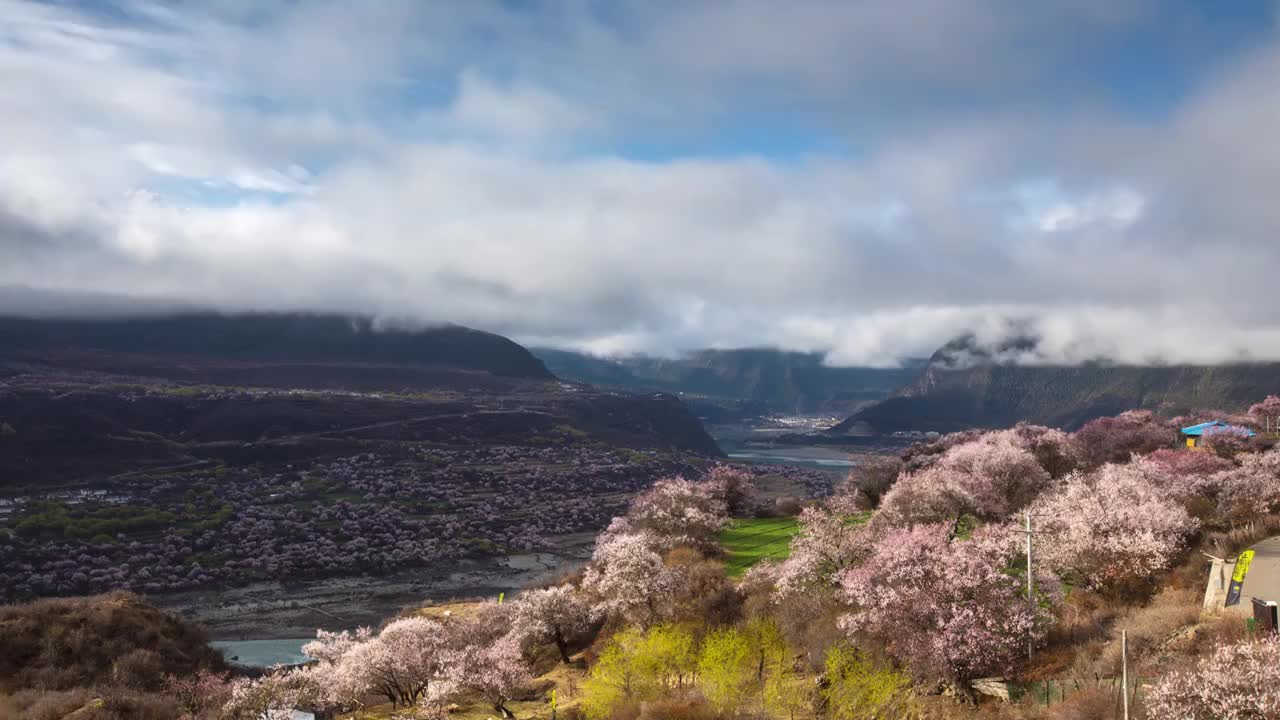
[719,517,801,577]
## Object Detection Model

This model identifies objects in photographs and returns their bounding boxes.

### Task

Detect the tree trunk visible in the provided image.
[554,629,572,664]
[495,701,516,720]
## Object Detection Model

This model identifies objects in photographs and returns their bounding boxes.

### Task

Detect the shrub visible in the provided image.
[112,648,167,691]
[663,548,741,627]
[0,591,224,692]
[94,689,182,720]
[7,688,95,720]
[1094,587,1201,677]
[1044,686,1116,720]
[633,699,725,720]
[163,670,235,718]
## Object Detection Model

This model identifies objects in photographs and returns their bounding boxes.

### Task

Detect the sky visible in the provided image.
[4,0,1280,366]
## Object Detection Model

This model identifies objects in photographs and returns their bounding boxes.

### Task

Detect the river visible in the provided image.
[208,420,891,667]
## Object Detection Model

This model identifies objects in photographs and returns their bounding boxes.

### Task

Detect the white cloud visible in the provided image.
[2,0,1280,368]
[437,70,600,141]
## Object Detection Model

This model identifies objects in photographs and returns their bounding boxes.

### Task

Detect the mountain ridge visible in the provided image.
[533,347,922,416]
[831,336,1280,433]
[0,312,554,382]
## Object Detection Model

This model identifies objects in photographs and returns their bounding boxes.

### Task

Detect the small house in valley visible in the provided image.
[1180,420,1256,448]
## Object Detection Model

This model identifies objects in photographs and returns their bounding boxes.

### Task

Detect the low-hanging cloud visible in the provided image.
[2,0,1280,367]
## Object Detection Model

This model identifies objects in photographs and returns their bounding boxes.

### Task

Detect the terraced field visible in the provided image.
[719,517,801,576]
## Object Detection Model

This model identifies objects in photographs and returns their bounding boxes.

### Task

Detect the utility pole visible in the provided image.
[1121,630,1129,720]
[1025,511,1034,659]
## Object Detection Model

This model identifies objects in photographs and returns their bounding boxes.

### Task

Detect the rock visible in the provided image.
[971,677,1011,702]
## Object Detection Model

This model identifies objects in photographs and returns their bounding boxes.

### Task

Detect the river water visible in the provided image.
[211,638,313,668]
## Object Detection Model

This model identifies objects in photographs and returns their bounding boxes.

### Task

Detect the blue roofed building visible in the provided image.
[1180,420,1257,448]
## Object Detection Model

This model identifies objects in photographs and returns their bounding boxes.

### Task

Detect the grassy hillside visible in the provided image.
[719,517,801,576]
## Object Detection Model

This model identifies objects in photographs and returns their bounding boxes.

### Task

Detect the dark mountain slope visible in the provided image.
[0,313,553,382]
[831,337,1280,433]
[534,347,919,415]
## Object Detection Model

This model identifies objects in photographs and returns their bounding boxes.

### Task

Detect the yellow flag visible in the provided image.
[1233,550,1256,582]
[1225,549,1256,607]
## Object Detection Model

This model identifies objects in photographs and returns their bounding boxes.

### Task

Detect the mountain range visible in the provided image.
[829,335,1280,433]
[5,312,1277,437]
[0,313,553,383]
[532,347,921,417]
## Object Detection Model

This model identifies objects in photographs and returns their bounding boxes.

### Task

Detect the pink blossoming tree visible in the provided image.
[701,464,764,517]
[772,507,873,600]
[581,530,679,625]
[837,523,1056,686]
[1212,448,1280,523]
[1031,460,1198,595]
[625,476,729,551]
[1247,395,1280,424]
[878,431,1051,525]
[441,633,532,720]
[1145,637,1280,720]
[1072,409,1176,467]
[344,617,449,708]
[509,585,597,663]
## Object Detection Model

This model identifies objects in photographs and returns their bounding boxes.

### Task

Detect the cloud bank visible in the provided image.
[2,0,1280,366]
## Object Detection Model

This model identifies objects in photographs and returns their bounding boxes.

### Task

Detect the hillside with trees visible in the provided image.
[12,397,1280,718]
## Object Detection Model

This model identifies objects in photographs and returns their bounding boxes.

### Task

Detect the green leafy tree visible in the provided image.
[582,629,644,720]
[581,625,697,720]
[636,624,696,691]
[821,644,918,720]
[744,617,788,684]
[697,627,753,713]
[697,619,801,717]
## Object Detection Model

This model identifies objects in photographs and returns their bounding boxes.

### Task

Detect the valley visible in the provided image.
[0,314,845,645]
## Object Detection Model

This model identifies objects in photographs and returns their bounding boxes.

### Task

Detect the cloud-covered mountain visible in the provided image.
[0,312,553,383]
[831,335,1280,433]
